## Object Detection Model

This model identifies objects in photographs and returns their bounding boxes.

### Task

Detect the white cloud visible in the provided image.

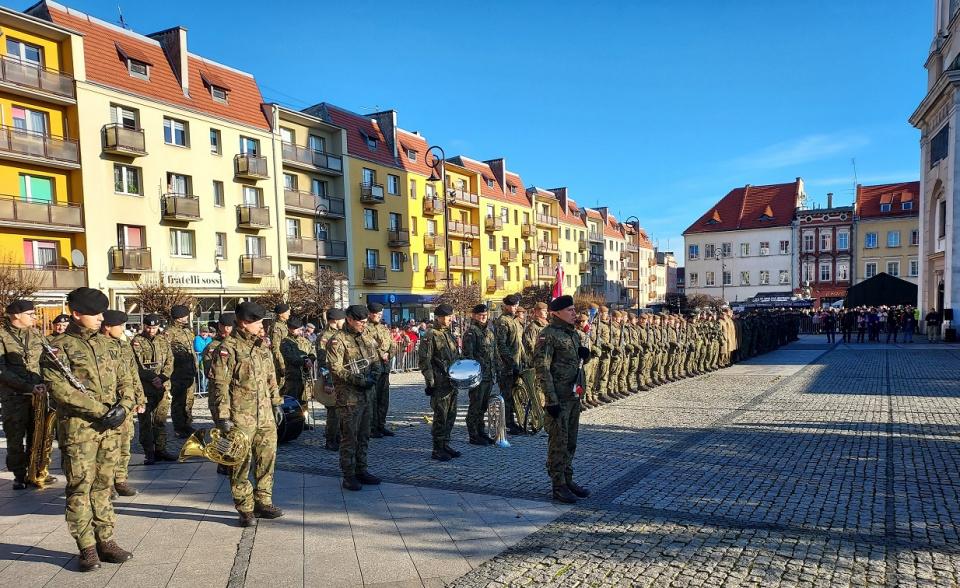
[727,133,869,171]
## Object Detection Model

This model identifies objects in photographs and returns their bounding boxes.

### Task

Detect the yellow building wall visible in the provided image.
[532,195,560,285]
[479,195,528,301]
[0,26,66,71]
[407,172,442,295]
[444,166,481,287]
[0,230,72,265]
[856,216,920,284]
[558,221,585,296]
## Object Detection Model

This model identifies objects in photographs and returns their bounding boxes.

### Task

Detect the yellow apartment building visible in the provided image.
[0,6,84,316]
[622,224,642,308]
[637,229,656,306]
[583,209,606,297]
[854,182,920,286]
[528,187,560,287]
[554,188,587,296]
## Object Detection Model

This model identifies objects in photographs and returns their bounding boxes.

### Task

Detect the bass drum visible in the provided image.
[513,368,543,434]
[276,395,305,444]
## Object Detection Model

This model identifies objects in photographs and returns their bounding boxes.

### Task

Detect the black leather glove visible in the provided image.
[273,405,284,425]
[100,403,127,430]
[363,376,377,390]
[307,354,317,362]
[425,386,435,397]
[219,418,235,434]
[545,404,561,419]
[577,346,591,360]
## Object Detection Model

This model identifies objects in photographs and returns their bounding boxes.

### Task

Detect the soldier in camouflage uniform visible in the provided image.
[419,303,461,461]
[581,304,601,408]
[208,302,284,527]
[100,310,145,498]
[592,306,613,403]
[625,314,640,393]
[0,300,52,490]
[280,316,315,406]
[616,312,632,396]
[326,305,382,490]
[366,303,395,438]
[316,309,345,451]
[533,295,591,504]
[164,305,198,438]
[462,304,496,445]
[522,302,549,360]
[132,314,175,464]
[637,314,654,391]
[42,288,134,571]
[494,294,524,434]
[270,303,290,394]
[202,313,234,476]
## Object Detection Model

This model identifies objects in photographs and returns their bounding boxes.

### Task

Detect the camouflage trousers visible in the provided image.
[545,396,581,490]
[325,405,339,442]
[138,387,170,452]
[593,353,611,396]
[169,378,195,434]
[617,353,630,392]
[628,353,640,390]
[608,355,624,394]
[1,395,31,477]
[338,398,372,476]
[497,371,518,427]
[639,351,652,387]
[115,411,136,483]
[466,379,493,438]
[62,429,120,549]
[230,424,277,513]
[284,379,307,405]
[430,388,458,450]
[371,367,390,430]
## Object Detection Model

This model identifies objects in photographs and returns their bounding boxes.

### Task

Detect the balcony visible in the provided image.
[449,188,479,208]
[359,182,385,203]
[626,279,639,289]
[240,254,272,278]
[588,253,603,264]
[162,194,200,221]
[648,291,657,300]
[538,240,559,253]
[102,124,146,157]
[388,228,410,247]
[283,189,345,218]
[500,250,517,264]
[649,274,657,283]
[0,56,75,103]
[423,234,445,251]
[237,205,271,229]
[485,217,503,232]
[537,266,554,279]
[423,198,444,216]
[648,258,657,267]
[234,154,269,180]
[0,194,82,232]
[286,237,347,260]
[109,247,152,273]
[578,239,587,252]
[579,262,588,274]
[620,251,629,261]
[521,223,535,237]
[363,265,387,283]
[590,274,604,286]
[625,261,639,270]
[447,220,480,238]
[522,252,534,265]
[0,126,79,168]
[588,231,603,243]
[449,255,480,269]
[626,243,639,252]
[280,141,342,175]
[424,269,447,288]
[486,278,504,292]
[522,279,533,288]
[536,213,558,227]
[1,264,86,290]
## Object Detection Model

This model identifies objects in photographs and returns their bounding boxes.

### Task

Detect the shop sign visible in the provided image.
[163,272,223,289]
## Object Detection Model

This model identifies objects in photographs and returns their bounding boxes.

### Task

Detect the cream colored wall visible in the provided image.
[558,221,584,295]
[856,216,920,284]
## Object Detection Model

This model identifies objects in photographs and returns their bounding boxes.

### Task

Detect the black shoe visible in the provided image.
[552,486,578,504]
[254,504,284,519]
[325,439,340,451]
[356,471,381,485]
[379,427,395,437]
[143,451,156,465]
[12,476,26,490]
[469,436,487,446]
[567,481,591,498]
[506,424,523,436]
[175,428,194,439]
[78,546,101,572]
[431,449,451,462]
[443,445,461,458]
[155,449,177,462]
[217,464,230,476]
[239,511,256,527]
[370,428,384,439]
[42,475,58,485]
[479,432,496,445]
[342,475,362,491]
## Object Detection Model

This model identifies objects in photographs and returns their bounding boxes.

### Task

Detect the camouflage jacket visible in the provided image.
[0,324,46,400]
[418,321,459,395]
[666,325,679,350]
[610,321,626,357]
[281,333,314,381]
[163,321,198,379]
[208,328,281,429]
[462,319,496,381]
[201,335,225,379]
[534,316,584,405]
[42,324,134,445]
[316,326,339,368]
[494,313,523,372]
[270,319,287,375]
[522,318,549,361]
[112,336,146,407]
[368,322,395,362]
[131,333,174,391]
[325,323,381,406]
[595,318,612,352]
[625,323,639,354]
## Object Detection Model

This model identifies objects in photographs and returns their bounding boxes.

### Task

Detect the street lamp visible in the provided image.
[313,202,328,293]
[715,249,727,305]
[426,145,452,289]
[624,216,640,315]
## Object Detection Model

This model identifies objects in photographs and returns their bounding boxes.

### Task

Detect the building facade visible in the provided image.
[796,195,854,307]
[854,182,920,288]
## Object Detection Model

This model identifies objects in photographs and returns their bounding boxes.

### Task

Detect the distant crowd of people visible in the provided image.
[805,305,946,344]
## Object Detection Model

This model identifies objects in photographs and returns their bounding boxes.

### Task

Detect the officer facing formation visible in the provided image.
[366,303,396,439]
[419,303,461,461]
[164,305,199,439]
[51,313,70,335]
[131,314,175,464]
[494,294,524,435]
[316,308,346,451]
[462,303,496,446]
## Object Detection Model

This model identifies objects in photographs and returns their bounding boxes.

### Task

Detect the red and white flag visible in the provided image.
[552,263,564,299]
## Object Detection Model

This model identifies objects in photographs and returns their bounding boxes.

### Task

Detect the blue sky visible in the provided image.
[34,1,928,262]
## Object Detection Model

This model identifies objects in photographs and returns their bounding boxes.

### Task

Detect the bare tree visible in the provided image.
[286,268,349,324]
[686,293,725,312]
[519,284,552,309]
[0,254,43,323]
[436,281,482,326]
[573,292,606,314]
[127,272,196,318]
[253,279,285,314]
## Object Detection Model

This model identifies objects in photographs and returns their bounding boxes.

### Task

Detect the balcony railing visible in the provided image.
[423,198,444,216]
[234,154,269,179]
[649,274,657,283]
[423,234,445,250]
[626,243,639,252]
[0,194,82,230]
[363,265,387,283]
[286,237,347,259]
[537,266,554,278]
[237,205,271,228]
[0,126,79,166]
[579,262,588,274]
[359,182,385,203]
[500,250,517,264]
[283,189,345,218]
[102,124,146,156]
[536,213,558,227]
[521,223,535,237]
[538,240,559,253]
[522,252,534,265]
[589,253,603,263]
[0,264,86,289]
[485,217,503,232]
[447,220,480,238]
[449,188,479,207]
[578,239,587,251]
[162,194,200,221]
[109,247,152,273]
[486,278,504,292]
[620,251,629,261]
[648,258,657,267]
[590,274,604,286]
[424,269,447,287]
[280,141,343,174]
[450,255,480,269]
[388,228,410,247]
[0,56,75,100]
[588,231,603,243]
[240,254,272,278]
[626,279,639,288]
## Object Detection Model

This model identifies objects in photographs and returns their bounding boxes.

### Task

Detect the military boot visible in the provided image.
[254,504,284,519]
[567,481,591,498]
[96,540,133,563]
[155,449,177,462]
[114,481,139,497]
[552,486,578,504]
[12,476,26,490]
[238,511,256,527]
[143,451,156,465]
[324,438,339,451]
[443,445,461,458]
[342,475,362,491]
[430,448,451,462]
[356,471,381,485]
[78,546,101,572]
[217,464,230,476]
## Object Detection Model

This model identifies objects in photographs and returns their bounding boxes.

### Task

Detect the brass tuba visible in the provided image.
[178,428,250,466]
[26,389,56,488]
[485,394,511,448]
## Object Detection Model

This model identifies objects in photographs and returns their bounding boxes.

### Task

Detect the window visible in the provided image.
[757,241,770,255]
[240,136,259,156]
[111,105,139,129]
[722,271,731,286]
[364,209,378,230]
[245,236,265,256]
[6,38,42,65]
[803,234,815,251]
[887,231,900,247]
[128,59,149,80]
[689,272,699,287]
[704,244,715,259]
[163,117,188,147]
[779,240,790,255]
[287,263,302,279]
[366,249,379,268]
[820,232,832,251]
[409,179,416,200]
[740,243,750,256]
[779,270,789,284]
[865,233,878,248]
[362,130,377,150]
[211,86,228,103]
[501,207,509,223]
[488,235,496,250]
[406,149,417,162]
[387,174,400,195]
[939,199,948,238]
[880,203,891,213]
[837,232,849,250]
[388,212,402,231]
[242,186,262,206]
[412,252,419,272]
[721,243,731,256]
[688,244,699,260]
[410,217,418,236]
[864,262,877,279]
[167,173,190,196]
[215,233,227,259]
[22,239,57,268]
[118,225,144,249]
[886,261,900,277]
[312,179,328,196]
[759,270,770,285]
[362,168,375,186]
[169,229,195,257]
[486,178,494,188]
[283,173,296,191]
[909,260,919,277]
[705,271,715,286]
[286,218,300,238]
[390,251,403,271]
[803,262,815,283]
[819,263,831,282]
[210,129,221,154]
[902,201,913,211]
[18,174,53,203]
[837,263,848,281]
[509,185,517,194]
[910,230,919,246]
[315,221,329,241]
[931,124,949,168]
[12,106,46,134]
[740,271,750,285]
[114,164,141,196]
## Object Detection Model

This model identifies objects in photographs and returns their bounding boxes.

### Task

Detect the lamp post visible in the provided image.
[715,249,727,305]
[426,145,452,289]
[624,216,640,315]
[313,202,328,298]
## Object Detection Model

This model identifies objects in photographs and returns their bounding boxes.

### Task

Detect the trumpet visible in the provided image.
[348,356,376,374]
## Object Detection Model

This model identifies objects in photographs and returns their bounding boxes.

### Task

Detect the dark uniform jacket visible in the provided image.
[325,323,381,406]
[0,324,46,400]
[208,328,281,430]
[462,319,496,381]
[494,313,523,373]
[164,321,198,379]
[131,333,174,391]
[533,317,584,406]
[280,333,314,381]
[418,321,459,395]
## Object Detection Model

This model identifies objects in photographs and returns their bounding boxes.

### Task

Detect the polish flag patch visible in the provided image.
[330,340,339,345]
[219,350,229,356]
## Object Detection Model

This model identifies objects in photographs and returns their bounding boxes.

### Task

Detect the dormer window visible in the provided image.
[902,201,913,211]
[359,129,377,150]
[211,86,228,104]
[486,178,494,188]
[200,72,230,104]
[509,185,516,194]
[115,43,152,81]
[128,59,148,80]
[406,149,417,162]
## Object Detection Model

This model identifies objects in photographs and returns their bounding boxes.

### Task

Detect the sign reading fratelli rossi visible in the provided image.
[162,272,223,289]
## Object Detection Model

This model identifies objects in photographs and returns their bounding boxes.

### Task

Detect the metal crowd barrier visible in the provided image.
[391,339,420,372]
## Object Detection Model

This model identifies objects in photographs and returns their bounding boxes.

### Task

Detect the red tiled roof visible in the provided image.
[683,180,803,234]
[318,104,399,169]
[199,69,231,91]
[453,156,534,206]
[585,208,603,220]
[559,197,585,226]
[505,171,525,200]
[603,213,622,238]
[637,228,653,249]
[43,3,270,130]
[528,186,556,200]
[855,181,920,219]
[396,128,433,177]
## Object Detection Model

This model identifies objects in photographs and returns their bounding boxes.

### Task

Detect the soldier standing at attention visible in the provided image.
[270,303,290,393]
[494,294,524,435]
[42,288,134,571]
[280,316,314,407]
[165,305,198,439]
[462,304,496,446]
[533,295,592,504]
[132,314,175,464]
[522,302,550,360]
[593,306,613,403]
[326,305,381,491]
[202,313,234,476]
[366,303,395,438]
[100,310,145,498]
[0,300,51,490]
[208,302,284,527]
[51,313,70,335]
[317,309,345,452]
[419,304,460,461]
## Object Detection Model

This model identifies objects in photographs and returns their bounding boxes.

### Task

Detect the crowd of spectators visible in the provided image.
[803,305,946,344]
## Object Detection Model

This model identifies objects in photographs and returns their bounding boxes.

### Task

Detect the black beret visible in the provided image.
[503,294,520,306]
[435,303,454,317]
[346,305,369,321]
[274,303,290,314]
[472,304,488,314]
[327,308,346,320]
[218,313,235,327]
[367,302,384,313]
[170,305,190,319]
[236,302,267,322]
[53,314,70,324]
[143,314,162,327]
[548,295,575,312]
[67,287,108,315]
[102,310,128,327]
[5,299,33,314]
[287,316,303,329]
